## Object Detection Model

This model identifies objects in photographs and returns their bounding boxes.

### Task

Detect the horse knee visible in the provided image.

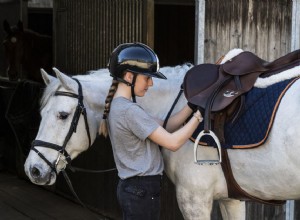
[218,199,245,220]
[176,187,213,220]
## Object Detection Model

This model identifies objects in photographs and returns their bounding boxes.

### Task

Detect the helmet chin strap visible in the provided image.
[114,73,137,103]
[131,74,137,103]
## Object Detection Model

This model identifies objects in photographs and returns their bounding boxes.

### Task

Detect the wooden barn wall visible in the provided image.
[53,0,153,74]
[205,0,292,63]
[47,0,297,219]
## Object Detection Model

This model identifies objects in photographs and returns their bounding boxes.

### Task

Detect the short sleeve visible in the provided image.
[124,104,159,140]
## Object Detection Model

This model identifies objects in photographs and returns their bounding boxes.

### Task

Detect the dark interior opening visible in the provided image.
[154,4,195,66]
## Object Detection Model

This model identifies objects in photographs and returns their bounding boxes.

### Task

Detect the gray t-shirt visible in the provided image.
[108,97,163,179]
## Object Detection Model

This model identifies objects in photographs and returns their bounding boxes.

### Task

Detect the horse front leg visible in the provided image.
[176,185,214,220]
[218,199,245,220]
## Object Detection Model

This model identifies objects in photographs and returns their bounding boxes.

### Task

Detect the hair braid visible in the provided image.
[99,80,119,137]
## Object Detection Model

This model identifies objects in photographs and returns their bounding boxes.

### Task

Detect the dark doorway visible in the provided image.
[154,4,195,66]
[28,8,53,36]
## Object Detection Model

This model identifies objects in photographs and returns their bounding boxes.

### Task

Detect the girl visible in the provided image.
[99,42,202,220]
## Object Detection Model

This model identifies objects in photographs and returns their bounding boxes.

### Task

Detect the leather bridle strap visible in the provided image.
[31,147,57,174]
[158,86,183,151]
[55,78,92,148]
[163,86,184,128]
[31,140,72,164]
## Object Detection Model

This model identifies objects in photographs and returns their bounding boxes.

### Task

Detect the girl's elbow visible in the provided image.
[168,146,178,152]
[167,141,182,152]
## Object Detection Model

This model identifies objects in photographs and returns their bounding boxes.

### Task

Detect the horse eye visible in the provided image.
[58,111,69,120]
[11,37,17,43]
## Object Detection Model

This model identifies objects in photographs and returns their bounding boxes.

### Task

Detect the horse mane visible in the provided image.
[39,69,111,109]
[151,63,193,90]
[39,63,193,110]
[40,79,60,110]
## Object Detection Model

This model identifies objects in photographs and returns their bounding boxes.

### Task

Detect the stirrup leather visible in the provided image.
[193,130,222,165]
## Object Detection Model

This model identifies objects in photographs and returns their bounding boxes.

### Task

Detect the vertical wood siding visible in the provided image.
[53,0,152,74]
[205,0,292,63]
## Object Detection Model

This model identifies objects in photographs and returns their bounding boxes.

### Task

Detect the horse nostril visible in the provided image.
[31,167,41,178]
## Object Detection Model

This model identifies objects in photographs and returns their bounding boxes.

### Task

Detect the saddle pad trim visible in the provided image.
[232,76,300,149]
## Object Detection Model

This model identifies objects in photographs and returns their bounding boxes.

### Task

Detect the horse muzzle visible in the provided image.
[24,160,57,185]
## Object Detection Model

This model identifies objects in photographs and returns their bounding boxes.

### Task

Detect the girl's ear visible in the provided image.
[124,71,133,82]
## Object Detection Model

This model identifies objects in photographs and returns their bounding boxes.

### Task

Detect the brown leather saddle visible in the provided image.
[184,50,300,126]
[184,50,300,159]
[183,49,300,205]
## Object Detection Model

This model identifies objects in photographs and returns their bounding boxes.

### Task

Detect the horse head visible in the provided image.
[3,20,25,81]
[24,68,104,185]
[2,20,53,83]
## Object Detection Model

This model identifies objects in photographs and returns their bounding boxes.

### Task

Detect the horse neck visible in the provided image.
[138,65,190,119]
[139,86,187,120]
[78,64,189,140]
[75,71,112,126]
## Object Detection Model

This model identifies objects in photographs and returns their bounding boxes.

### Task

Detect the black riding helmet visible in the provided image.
[108,42,167,102]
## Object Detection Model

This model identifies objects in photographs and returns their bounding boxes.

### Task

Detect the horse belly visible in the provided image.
[163,142,228,199]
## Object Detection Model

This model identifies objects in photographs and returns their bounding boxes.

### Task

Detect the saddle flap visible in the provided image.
[222,51,267,76]
[183,63,220,108]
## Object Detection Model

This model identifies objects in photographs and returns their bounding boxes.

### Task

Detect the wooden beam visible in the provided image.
[194,0,205,64]
[291,0,300,50]
[285,2,300,219]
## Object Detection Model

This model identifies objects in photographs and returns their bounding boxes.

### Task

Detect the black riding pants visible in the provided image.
[117,175,162,220]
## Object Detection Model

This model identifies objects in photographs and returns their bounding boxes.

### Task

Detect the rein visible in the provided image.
[163,86,184,129]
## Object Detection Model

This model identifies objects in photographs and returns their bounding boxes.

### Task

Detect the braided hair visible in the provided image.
[99,79,119,137]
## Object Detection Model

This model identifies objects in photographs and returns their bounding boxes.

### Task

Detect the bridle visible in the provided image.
[30,77,115,212]
[31,78,91,176]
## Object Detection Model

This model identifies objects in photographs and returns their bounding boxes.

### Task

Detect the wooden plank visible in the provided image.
[204,0,292,62]
[194,0,205,64]
[0,172,108,220]
[291,0,300,50]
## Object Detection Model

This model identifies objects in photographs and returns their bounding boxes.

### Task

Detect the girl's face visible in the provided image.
[134,74,153,97]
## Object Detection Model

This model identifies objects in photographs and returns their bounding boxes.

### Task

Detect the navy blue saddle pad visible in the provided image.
[191,77,299,149]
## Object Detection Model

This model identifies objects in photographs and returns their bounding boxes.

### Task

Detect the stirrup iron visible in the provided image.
[194,130,222,165]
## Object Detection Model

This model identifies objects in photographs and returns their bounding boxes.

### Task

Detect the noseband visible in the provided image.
[31,78,91,175]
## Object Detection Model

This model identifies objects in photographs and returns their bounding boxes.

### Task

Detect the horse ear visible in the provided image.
[17,20,23,32]
[3,20,11,34]
[41,68,56,85]
[52,67,77,91]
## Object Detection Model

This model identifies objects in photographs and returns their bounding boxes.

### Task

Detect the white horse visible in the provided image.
[24,49,300,219]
